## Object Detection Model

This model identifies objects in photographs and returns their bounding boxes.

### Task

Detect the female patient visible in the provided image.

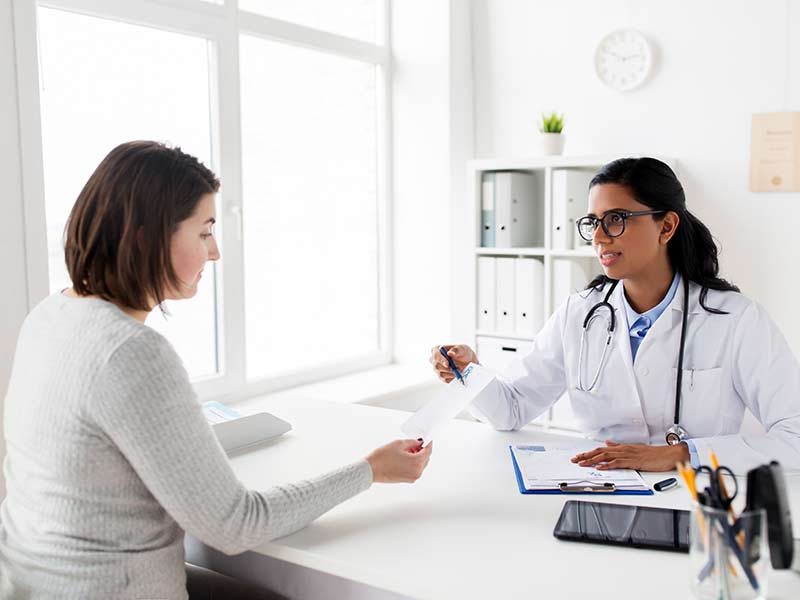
[0,141,431,599]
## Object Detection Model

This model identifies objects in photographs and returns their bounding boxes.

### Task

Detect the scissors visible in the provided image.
[695,465,738,511]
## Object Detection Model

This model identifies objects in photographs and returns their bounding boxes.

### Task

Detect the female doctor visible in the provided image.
[431,157,800,474]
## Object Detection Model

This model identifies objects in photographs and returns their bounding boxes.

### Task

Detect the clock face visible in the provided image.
[595,29,653,91]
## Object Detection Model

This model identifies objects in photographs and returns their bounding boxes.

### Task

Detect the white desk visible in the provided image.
[186,396,800,600]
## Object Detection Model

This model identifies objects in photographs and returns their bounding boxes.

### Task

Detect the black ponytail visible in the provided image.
[584,157,739,314]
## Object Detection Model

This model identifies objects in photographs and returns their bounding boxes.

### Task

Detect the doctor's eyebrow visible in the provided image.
[584,208,628,217]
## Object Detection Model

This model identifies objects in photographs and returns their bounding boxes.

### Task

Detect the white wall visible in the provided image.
[0,0,30,499]
[466,0,800,356]
[448,0,476,346]
[391,0,463,363]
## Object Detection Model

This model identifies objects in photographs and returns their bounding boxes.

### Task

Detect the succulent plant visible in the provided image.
[540,112,564,134]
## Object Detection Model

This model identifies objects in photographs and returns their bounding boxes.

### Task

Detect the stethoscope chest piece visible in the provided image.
[665,423,688,446]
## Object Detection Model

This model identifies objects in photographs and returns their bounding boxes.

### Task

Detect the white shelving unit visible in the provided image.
[466,155,675,430]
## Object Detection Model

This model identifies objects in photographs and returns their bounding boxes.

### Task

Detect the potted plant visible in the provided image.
[539,112,565,156]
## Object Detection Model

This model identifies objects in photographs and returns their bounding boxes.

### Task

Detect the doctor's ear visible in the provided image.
[659,211,680,245]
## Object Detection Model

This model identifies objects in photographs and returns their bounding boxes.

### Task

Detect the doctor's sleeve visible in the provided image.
[690,301,800,474]
[468,297,569,430]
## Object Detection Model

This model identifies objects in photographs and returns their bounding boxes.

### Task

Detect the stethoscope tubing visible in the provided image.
[577,276,691,444]
[577,280,619,393]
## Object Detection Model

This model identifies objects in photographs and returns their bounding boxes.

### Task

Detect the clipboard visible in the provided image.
[509,446,653,496]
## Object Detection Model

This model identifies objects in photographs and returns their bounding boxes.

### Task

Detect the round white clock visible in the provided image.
[594,29,653,91]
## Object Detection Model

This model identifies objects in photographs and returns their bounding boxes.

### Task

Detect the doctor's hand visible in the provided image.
[570,440,690,473]
[429,344,477,383]
[366,439,433,483]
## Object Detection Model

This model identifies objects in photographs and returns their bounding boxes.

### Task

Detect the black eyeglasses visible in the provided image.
[576,209,666,242]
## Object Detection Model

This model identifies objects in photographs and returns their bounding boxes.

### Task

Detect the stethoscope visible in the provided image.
[577,276,691,446]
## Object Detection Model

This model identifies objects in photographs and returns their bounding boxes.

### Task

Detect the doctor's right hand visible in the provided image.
[429,344,477,383]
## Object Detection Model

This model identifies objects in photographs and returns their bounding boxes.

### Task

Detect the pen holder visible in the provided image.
[689,504,769,600]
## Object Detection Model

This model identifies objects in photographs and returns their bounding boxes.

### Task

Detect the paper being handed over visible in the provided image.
[401,363,495,445]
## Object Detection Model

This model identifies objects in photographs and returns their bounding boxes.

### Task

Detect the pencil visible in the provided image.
[676,461,709,548]
[709,450,744,550]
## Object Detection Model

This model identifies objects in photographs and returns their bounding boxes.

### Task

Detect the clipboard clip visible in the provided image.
[559,482,617,493]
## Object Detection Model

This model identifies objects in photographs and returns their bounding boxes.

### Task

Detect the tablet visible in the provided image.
[553,500,690,553]
[212,412,292,454]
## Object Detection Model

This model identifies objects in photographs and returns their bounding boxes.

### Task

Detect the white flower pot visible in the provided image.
[540,132,565,156]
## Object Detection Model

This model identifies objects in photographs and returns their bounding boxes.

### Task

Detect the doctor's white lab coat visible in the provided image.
[470,277,800,474]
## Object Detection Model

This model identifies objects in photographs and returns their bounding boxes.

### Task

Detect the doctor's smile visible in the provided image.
[598,250,622,268]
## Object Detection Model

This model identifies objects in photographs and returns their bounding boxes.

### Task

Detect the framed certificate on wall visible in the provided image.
[750,112,800,192]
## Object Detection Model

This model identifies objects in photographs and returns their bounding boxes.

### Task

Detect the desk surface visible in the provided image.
[188,396,800,600]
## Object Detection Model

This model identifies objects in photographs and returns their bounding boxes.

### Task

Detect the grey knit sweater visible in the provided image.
[0,293,373,599]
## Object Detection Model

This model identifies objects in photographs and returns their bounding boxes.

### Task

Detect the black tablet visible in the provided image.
[553,500,690,553]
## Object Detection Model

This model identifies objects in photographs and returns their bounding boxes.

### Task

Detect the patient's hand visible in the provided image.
[366,439,432,483]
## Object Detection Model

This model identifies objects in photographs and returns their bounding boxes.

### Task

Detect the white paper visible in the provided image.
[401,363,495,444]
[202,401,241,425]
[511,445,649,491]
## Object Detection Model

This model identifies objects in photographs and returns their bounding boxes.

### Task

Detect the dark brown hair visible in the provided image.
[65,141,220,310]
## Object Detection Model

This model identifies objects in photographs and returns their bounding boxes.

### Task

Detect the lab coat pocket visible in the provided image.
[671,367,725,436]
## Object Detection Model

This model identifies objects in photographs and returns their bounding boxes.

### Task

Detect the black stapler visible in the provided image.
[744,461,794,569]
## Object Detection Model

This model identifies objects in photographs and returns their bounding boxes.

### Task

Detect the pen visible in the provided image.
[653,477,677,492]
[439,346,466,386]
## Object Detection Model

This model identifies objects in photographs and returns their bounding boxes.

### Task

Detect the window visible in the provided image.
[20,0,391,398]
[36,7,219,379]
[238,0,379,43]
[239,36,380,378]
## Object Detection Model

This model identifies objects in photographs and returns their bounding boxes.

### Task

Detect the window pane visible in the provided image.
[239,0,378,43]
[240,35,380,379]
[37,7,219,379]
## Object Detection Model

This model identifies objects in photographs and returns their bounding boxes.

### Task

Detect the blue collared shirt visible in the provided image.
[622,272,680,363]
[622,273,699,466]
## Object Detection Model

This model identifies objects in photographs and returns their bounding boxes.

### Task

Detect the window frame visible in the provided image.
[12,0,394,402]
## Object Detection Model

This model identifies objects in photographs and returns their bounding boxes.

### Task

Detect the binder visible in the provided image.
[514,258,544,337]
[494,172,543,248]
[495,257,515,334]
[477,256,496,331]
[509,446,653,495]
[552,259,589,309]
[552,169,594,250]
[480,173,495,247]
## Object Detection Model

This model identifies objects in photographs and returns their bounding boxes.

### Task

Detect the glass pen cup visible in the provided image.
[688,503,769,600]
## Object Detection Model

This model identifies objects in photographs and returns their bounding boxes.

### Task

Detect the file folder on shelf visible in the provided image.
[552,169,594,250]
[477,256,496,331]
[494,171,543,248]
[481,173,495,247]
[509,445,653,495]
[514,257,544,337]
[552,259,591,309]
[495,257,516,334]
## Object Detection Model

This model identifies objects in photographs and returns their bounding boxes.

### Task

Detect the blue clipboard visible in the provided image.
[509,446,653,495]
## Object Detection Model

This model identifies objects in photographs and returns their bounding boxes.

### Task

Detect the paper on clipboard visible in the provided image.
[511,445,649,492]
[401,363,495,445]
